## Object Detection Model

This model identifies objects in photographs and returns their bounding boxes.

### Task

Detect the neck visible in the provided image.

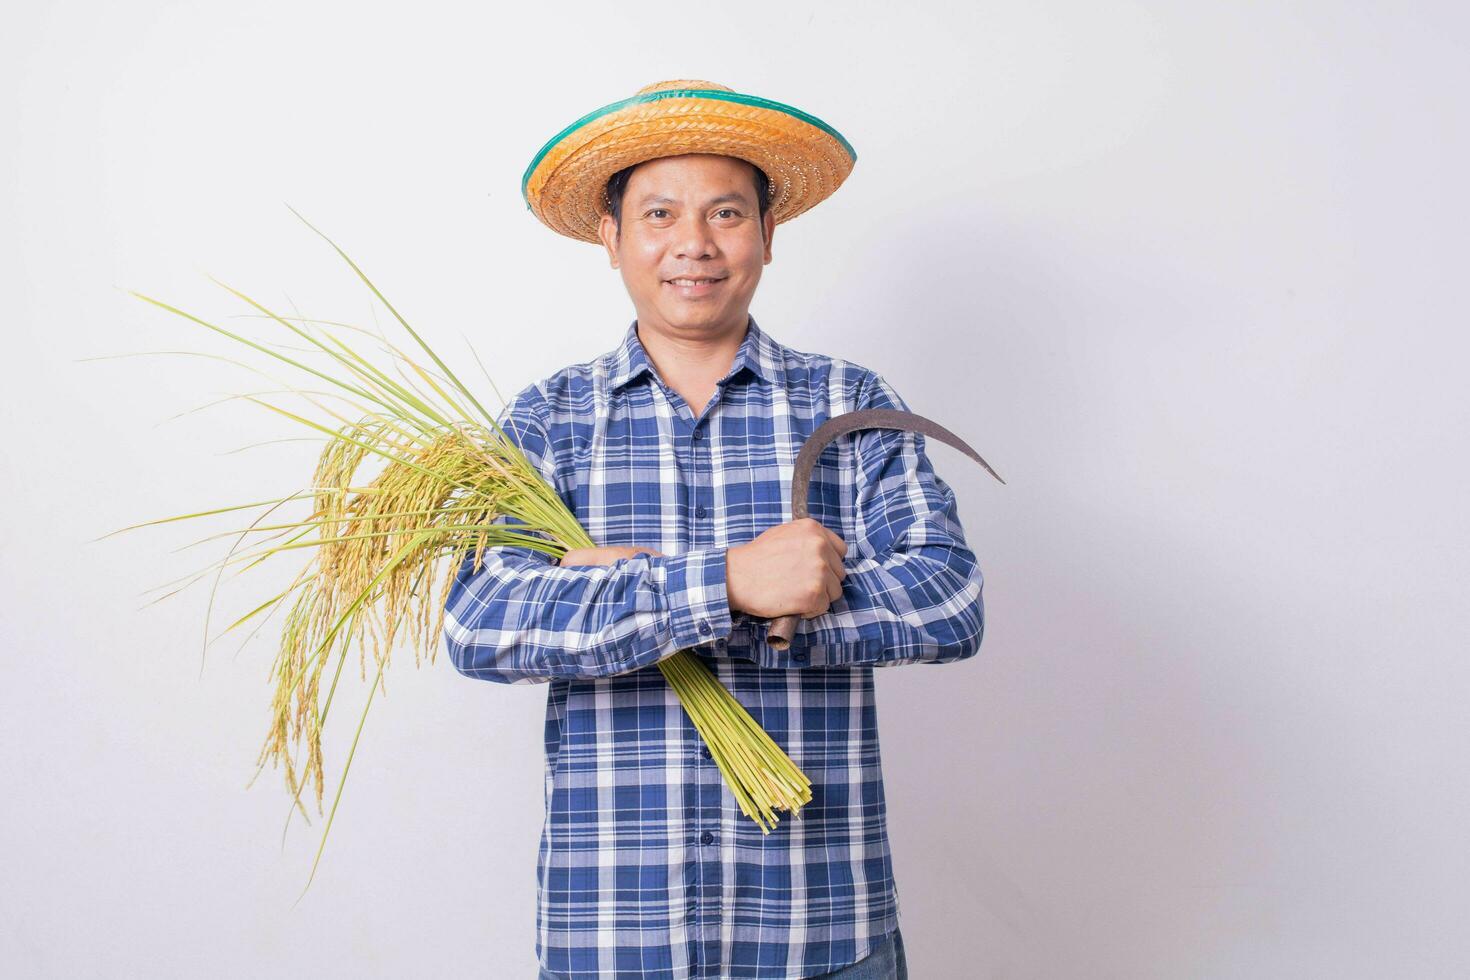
[636,315,748,385]
[634,314,750,416]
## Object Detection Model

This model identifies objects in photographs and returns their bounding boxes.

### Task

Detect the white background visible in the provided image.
[3,2,1467,977]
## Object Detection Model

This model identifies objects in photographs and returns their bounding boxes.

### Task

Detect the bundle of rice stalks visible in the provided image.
[108,209,811,901]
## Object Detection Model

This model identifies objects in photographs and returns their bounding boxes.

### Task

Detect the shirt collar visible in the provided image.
[607,315,786,393]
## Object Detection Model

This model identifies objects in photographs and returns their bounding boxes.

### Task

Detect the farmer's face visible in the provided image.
[598,153,775,340]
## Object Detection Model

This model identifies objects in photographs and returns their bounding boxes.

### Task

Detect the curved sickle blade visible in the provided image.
[789,408,1005,520]
[767,407,1004,650]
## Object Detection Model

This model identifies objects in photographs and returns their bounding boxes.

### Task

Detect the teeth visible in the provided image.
[669,278,722,286]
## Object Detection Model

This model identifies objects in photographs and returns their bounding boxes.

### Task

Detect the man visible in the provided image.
[443,80,985,979]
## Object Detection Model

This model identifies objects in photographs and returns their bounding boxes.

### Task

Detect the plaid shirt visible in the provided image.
[443,316,985,979]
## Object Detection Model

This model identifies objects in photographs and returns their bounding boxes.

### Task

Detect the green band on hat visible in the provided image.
[520,88,858,208]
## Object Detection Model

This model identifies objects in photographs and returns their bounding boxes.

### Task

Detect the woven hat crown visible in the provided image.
[522,79,856,244]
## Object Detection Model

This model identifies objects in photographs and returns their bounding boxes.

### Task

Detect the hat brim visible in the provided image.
[522,88,857,244]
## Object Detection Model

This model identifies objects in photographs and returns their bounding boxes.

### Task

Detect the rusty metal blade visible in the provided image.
[789,408,1005,521]
[766,407,1004,650]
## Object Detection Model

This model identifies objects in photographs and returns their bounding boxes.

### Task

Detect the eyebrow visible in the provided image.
[636,192,753,208]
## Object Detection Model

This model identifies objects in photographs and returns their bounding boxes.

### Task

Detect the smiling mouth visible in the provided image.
[665,276,728,287]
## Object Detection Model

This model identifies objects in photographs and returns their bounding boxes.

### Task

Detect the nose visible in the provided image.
[673,213,718,260]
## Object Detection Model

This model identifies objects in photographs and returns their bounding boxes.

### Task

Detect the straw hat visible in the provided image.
[521,79,857,244]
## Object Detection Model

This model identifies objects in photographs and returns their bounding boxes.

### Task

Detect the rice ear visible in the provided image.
[121,222,811,898]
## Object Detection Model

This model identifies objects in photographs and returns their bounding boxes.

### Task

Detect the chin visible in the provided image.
[659,306,724,329]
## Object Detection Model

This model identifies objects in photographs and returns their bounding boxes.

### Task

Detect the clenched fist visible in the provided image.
[726,518,848,620]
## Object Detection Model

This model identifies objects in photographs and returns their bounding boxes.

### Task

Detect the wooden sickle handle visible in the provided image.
[767,613,799,651]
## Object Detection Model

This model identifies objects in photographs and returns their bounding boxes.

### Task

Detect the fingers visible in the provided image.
[802,586,835,619]
[822,536,844,599]
[822,524,847,566]
[795,520,846,618]
[561,546,663,567]
[808,543,846,619]
[819,539,845,582]
[801,518,844,548]
[810,521,846,580]
[557,548,592,567]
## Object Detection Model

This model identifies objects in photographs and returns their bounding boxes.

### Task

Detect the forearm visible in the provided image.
[443,544,734,684]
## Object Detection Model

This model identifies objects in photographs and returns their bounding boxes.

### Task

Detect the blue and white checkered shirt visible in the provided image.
[443,316,985,979]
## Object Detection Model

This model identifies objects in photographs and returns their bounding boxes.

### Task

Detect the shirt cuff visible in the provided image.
[649,548,734,652]
[734,617,822,667]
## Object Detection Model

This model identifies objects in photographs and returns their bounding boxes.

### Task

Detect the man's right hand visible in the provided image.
[726,518,848,620]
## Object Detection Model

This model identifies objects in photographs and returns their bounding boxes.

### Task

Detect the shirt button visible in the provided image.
[692,429,704,440]
[695,505,707,518]
[701,746,712,759]
[698,622,712,636]
[792,650,808,661]
[700,831,715,845]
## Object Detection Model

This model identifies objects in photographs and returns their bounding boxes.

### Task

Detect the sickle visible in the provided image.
[764,408,1005,651]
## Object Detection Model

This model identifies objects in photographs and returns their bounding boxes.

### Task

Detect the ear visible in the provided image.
[597,212,620,268]
[762,210,776,264]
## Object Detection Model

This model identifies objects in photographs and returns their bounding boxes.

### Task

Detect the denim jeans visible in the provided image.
[803,926,907,979]
[535,927,907,980]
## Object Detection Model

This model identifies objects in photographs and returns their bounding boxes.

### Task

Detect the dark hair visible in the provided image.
[604,158,773,239]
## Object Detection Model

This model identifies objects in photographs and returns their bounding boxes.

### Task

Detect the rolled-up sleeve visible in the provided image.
[442,387,733,685]
[734,372,985,669]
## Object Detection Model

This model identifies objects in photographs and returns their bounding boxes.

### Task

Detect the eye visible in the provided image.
[715,208,740,219]
[646,208,671,219]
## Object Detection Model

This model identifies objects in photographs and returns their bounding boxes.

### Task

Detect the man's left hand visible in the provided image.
[558,545,666,567]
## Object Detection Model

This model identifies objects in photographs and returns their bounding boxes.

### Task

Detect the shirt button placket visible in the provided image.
[691,418,722,978]
[692,427,707,523]
[682,417,711,975]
